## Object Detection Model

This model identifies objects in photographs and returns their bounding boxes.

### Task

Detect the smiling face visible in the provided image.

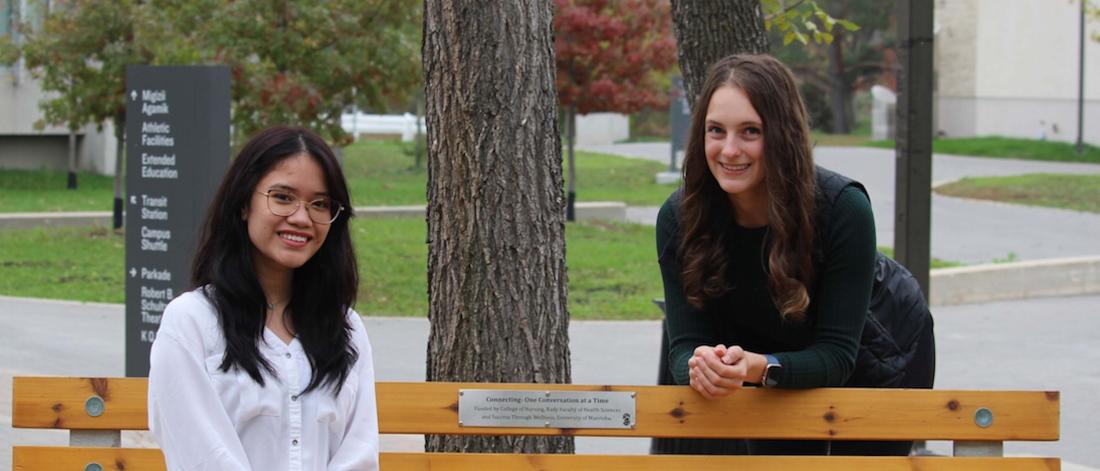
[704,85,768,219]
[245,153,332,281]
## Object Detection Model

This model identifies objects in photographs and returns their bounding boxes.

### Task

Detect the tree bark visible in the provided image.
[423,0,573,454]
[827,36,852,134]
[670,0,769,107]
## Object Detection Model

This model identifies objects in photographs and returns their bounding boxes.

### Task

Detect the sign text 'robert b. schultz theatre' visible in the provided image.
[124,65,229,377]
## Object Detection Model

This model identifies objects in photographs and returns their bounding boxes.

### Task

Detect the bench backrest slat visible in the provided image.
[13,377,1060,441]
[11,448,1062,471]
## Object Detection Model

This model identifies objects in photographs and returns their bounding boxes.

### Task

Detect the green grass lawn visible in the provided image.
[935,173,1100,214]
[867,136,1100,164]
[811,132,872,148]
[0,216,963,317]
[0,226,124,302]
[0,140,679,212]
[0,218,666,320]
[0,170,116,212]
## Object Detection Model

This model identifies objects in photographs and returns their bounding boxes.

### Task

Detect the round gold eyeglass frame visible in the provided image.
[258,191,344,225]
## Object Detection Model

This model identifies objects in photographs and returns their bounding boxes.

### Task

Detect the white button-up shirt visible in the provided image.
[149,290,379,470]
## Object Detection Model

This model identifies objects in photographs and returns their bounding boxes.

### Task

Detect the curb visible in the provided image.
[0,211,114,229]
[929,255,1100,306]
[0,202,629,229]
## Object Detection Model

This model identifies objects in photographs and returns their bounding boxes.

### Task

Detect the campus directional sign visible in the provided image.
[124,66,230,377]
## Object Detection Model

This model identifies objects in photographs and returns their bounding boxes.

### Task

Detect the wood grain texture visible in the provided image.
[376,382,1059,441]
[12,377,149,430]
[14,447,165,471]
[13,378,1059,441]
[12,448,1061,471]
[381,453,1060,471]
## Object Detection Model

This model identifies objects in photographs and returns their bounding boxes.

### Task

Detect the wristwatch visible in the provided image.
[761,354,782,388]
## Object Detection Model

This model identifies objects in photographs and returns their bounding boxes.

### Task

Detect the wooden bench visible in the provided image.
[12,377,1060,470]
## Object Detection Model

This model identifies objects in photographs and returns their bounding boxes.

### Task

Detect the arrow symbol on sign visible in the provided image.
[131,90,138,101]
[129,268,137,278]
[130,195,137,205]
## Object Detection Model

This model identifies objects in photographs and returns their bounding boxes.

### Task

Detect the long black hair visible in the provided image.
[192,125,359,394]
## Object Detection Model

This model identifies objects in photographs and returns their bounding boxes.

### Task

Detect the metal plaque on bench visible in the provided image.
[458,389,636,429]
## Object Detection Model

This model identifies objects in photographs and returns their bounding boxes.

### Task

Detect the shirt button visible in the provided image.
[292,439,299,446]
[284,352,292,359]
[291,394,299,402]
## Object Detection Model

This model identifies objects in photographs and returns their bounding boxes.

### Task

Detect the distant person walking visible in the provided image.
[656,54,933,456]
[148,126,378,470]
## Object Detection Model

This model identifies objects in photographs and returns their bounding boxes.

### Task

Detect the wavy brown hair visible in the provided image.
[678,54,817,321]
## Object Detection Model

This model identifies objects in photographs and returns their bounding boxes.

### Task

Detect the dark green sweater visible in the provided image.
[656,187,876,388]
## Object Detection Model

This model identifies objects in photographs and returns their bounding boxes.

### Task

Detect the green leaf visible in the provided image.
[784,30,798,45]
[837,19,862,32]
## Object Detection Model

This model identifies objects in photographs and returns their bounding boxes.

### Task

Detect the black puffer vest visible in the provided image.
[814,166,935,388]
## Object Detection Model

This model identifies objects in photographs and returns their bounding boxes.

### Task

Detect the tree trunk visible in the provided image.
[670,0,769,107]
[423,0,573,454]
[827,35,852,134]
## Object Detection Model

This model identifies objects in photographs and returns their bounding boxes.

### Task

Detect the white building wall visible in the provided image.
[936,0,1100,145]
[0,69,119,175]
[1,1,118,176]
[934,0,980,137]
[575,112,630,145]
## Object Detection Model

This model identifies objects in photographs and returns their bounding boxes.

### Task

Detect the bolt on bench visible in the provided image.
[12,377,1060,470]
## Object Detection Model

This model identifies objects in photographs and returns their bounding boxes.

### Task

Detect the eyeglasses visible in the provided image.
[258,190,344,225]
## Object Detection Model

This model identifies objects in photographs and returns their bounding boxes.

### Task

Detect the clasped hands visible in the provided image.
[687,344,766,399]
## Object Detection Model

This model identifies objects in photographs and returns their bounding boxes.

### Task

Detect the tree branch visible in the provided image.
[765,0,811,21]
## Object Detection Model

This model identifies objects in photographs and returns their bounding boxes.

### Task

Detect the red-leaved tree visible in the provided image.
[555,0,677,220]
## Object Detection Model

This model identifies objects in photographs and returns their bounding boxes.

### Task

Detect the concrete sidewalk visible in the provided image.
[2,295,1099,469]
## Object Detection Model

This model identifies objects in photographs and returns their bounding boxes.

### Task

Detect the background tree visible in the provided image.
[670,0,854,109]
[770,0,883,134]
[669,0,768,108]
[423,0,572,454]
[15,0,421,227]
[555,0,677,220]
[19,0,151,228]
[141,0,421,147]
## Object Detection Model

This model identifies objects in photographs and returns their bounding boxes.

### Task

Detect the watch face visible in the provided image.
[764,364,783,388]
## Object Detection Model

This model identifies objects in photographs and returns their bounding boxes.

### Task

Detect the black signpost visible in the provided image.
[124,65,230,377]
[658,76,691,184]
[669,76,691,172]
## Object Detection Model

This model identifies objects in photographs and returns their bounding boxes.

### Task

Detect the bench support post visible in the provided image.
[71,430,122,447]
[953,440,1004,457]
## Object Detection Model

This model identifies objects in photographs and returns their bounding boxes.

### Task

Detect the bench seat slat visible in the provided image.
[382,453,1061,471]
[13,377,1060,441]
[12,448,1062,471]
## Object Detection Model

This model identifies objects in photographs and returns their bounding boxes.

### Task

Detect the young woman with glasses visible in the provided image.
[148,126,378,470]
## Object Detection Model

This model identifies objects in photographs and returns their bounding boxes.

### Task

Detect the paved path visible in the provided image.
[582,143,1100,265]
[2,295,1098,469]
